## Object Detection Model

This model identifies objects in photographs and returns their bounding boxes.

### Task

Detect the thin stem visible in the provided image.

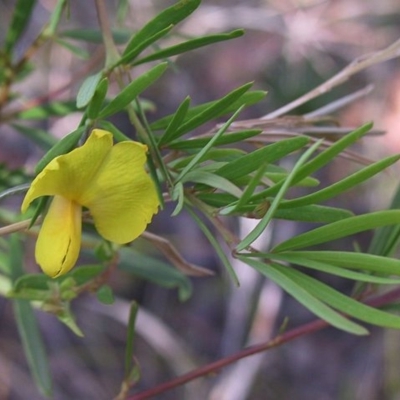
[94,0,120,68]
[128,286,400,400]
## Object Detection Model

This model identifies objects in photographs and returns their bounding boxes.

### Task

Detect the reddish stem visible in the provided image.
[127,286,400,400]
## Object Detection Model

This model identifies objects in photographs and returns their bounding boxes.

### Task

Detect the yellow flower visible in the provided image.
[21,129,159,278]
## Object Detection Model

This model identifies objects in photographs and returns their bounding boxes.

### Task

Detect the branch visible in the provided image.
[127,286,400,400]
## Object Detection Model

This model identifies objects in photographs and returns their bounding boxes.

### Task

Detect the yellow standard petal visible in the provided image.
[78,141,159,244]
[36,195,82,277]
[21,129,113,212]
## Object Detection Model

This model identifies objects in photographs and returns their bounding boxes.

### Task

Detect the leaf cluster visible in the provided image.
[1,0,400,396]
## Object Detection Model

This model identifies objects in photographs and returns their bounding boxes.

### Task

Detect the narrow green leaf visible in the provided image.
[274,204,353,223]
[237,140,322,251]
[117,0,130,25]
[169,83,253,140]
[34,127,85,174]
[5,0,36,53]
[76,72,103,108]
[98,120,130,142]
[117,25,174,67]
[273,210,400,252]
[98,63,168,119]
[240,256,367,335]
[158,96,191,147]
[260,252,400,284]
[175,105,245,182]
[216,136,309,182]
[87,78,109,119]
[12,124,57,150]
[221,162,269,215]
[150,90,266,131]
[67,264,106,285]
[187,206,239,286]
[171,181,184,216]
[124,302,139,378]
[369,182,400,256]
[44,0,67,37]
[280,265,400,329]
[55,38,90,59]
[9,235,53,396]
[166,129,261,150]
[251,123,372,201]
[279,250,400,276]
[17,100,78,120]
[266,173,319,187]
[118,248,192,302]
[134,30,244,65]
[122,0,201,59]
[60,28,130,44]
[184,171,243,198]
[280,154,400,209]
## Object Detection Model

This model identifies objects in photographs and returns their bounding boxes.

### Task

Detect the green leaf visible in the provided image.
[175,105,245,182]
[240,256,368,335]
[172,148,244,169]
[34,127,85,174]
[67,264,106,285]
[12,124,57,150]
[124,302,139,379]
[171,181,185,216]
[166,83,253,141]
[150,90,266,131]
[183,171,243,198]
[98,63,168,119]
[96,285,115,304]
[60,28,130,44]
[279,265,400,329]
[55,38,90,59]
[13,273,51,292]
[9,235,53,396]
[278,250,400,276]
[369,183,400,256]
[280,154,400,209]
[220,162,269,216]
[251,123,372,201]
[76,72,103,108]
[87,78,109,119]
[98,120,130,142]
[187,206,239,286]
[45,0,67,37]
[216,136,309,182]
[260,252,400,284]
[118,248,192,302]
[117,25,174,67]
[158,96,191,147]
[56,304,84,337]
[121,0,201,60]
[17,100,78,120]
[13,300,53,394]
[273,204,353,223]
[273,210,400,252]
[134,30,244,65]
[166,129,261,150]
[237,140,322,251]
[5,0,36,53]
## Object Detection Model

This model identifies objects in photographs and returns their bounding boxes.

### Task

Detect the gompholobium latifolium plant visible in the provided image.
[1,0,400,398]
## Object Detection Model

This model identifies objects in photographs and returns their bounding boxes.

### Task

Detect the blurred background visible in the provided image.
[1,0,400,399]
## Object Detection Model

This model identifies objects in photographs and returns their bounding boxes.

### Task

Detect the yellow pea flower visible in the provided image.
[21,129,159,278]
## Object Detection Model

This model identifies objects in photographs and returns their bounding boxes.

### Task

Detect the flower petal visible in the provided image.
[21,129,113,212]
[79,141,159,243]
[36,195,82,277]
